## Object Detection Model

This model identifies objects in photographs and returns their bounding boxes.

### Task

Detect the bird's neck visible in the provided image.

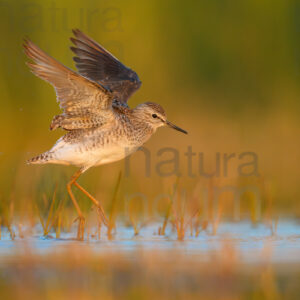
[126,111,156,144]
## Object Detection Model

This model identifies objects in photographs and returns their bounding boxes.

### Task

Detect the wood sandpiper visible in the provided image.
[23,29,187,240]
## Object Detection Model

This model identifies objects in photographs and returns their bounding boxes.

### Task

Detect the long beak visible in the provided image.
[165,120,188,134]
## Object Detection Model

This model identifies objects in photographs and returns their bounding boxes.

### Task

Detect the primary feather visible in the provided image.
[70,29,142,104]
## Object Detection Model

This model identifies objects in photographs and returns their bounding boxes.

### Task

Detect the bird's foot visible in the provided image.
[94,205,109,228]
[74,216,85,241]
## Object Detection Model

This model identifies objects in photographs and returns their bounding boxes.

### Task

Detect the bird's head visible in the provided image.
[135,102,187,134]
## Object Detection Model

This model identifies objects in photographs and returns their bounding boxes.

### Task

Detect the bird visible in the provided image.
[23,29,187,240]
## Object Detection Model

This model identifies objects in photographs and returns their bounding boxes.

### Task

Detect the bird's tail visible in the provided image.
[27,151,54,165]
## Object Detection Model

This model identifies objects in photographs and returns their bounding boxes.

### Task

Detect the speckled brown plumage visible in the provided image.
[24,30,187,172]
[24,29,187,240]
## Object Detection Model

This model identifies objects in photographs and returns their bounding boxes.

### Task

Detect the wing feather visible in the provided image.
[70,29,141,104]
[23,39,113,130]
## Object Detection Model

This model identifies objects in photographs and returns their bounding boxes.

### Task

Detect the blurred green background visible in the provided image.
[0,0,299,220]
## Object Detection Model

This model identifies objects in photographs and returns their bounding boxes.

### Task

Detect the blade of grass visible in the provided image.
[35,203,46,234]
[107,171,122,239]
[44,184,58,234]
[160,177,180,236]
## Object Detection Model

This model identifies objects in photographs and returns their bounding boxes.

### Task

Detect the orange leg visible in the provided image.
[66,169,85,240]
[73,181,108,227]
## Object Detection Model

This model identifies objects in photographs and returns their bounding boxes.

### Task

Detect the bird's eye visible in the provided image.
[152,114,157,118]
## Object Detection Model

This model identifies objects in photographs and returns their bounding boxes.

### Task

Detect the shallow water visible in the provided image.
[1,221,300,263]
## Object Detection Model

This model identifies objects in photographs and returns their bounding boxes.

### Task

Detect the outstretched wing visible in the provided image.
[70,29,141,104]
[23,39,114,130]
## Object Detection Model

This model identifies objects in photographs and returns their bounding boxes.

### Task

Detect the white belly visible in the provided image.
[51,137,139,168]
[95,144,138,165]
